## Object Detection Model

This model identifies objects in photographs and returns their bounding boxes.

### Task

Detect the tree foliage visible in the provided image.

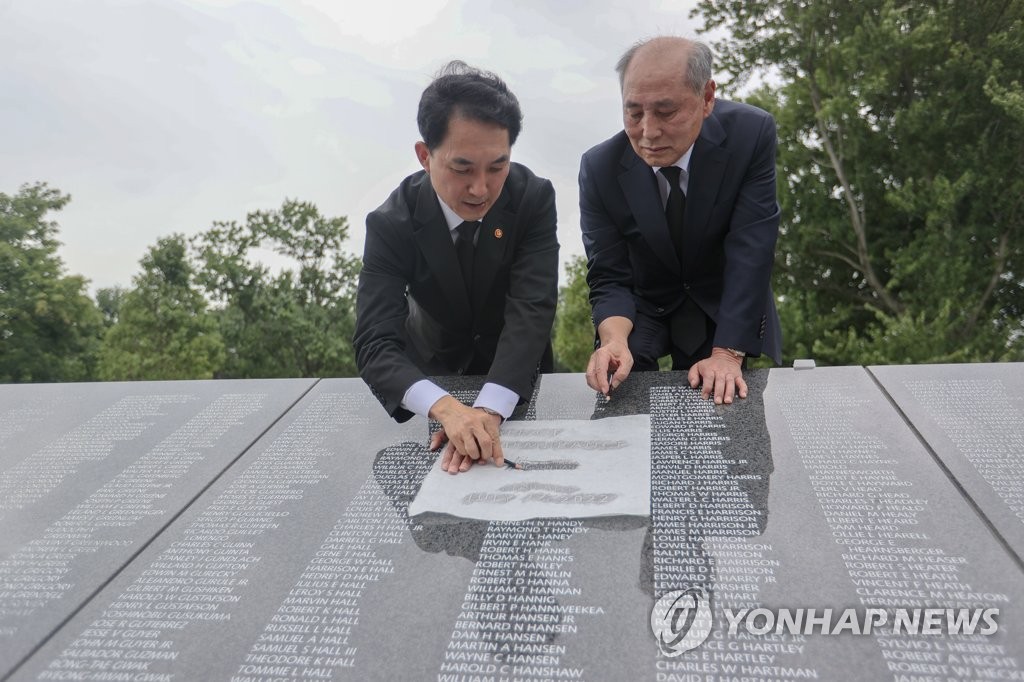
[1,186,361,383]
[553,255,594,371]
[0,183,103,382]
[95,286,126,329]
[97,235,224,380]
[696,0,1024,364]
[191,199,361,378]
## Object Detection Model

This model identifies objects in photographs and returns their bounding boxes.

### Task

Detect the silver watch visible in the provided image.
[475,406,504,420]
[725,348,746,359]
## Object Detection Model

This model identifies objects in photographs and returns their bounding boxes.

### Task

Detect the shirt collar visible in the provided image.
[652,143,695,176]
[437,197,467,232]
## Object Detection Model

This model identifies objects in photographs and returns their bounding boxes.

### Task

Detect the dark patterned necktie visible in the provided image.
[659,165,686,263]
[456,221,478,295]
[660,166,705,354]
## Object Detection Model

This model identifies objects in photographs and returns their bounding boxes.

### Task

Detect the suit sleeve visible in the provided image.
[353,210,424,423]
[579,152,637,328]
[713,112,781,356]
[484,178,559,400]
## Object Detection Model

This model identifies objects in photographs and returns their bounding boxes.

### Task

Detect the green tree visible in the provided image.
[97,235,224,380]
[95,286,126,329]
[696,0,1024,364]
[192,199,361,378]
[553,255,594,371]
[0,183,103,382]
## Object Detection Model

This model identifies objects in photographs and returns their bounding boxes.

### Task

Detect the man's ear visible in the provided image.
[702,80,717,118]
[414,141,431,173]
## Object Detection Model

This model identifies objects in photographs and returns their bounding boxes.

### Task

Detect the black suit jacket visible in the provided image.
[580,99,782,363]
[354,163,559,422]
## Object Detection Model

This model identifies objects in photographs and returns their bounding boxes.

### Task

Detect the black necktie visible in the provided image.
[455,221,477,295]
[659,165,686,263]
[660,166,705,354]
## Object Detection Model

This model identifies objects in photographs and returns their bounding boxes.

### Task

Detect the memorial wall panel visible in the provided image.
[756,366,1023,681]
[5,368,1024,681]
[870,363,1024,561]
[0,379,317,678]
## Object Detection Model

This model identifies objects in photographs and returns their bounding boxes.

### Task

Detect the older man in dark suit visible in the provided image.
[581,37,782,405]
[354,62,558,474]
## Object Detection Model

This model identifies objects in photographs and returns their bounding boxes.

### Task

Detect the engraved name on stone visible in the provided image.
[777,381,1019,680]
[651,385,814,681]
[905,378,1024,524]
[1,395,192,515]
[442,519,596,682]
[0,393,265,651]
[33,393,362,680]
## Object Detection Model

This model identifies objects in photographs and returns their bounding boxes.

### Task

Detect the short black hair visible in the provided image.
[417,61,522,150]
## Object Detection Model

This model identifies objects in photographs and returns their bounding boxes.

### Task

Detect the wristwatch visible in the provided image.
[475,406,504,421]
[724,348,746,359]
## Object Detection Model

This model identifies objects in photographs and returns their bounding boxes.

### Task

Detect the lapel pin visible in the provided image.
[494,228,504,239]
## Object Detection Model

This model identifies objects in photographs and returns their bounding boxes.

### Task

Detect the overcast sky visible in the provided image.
[1,0,713,292]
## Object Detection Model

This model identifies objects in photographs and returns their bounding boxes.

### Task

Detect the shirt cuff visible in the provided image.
[473,383,519,420]
[401,380,449,419]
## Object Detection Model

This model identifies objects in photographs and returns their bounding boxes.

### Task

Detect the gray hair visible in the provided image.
[614,38,713,93]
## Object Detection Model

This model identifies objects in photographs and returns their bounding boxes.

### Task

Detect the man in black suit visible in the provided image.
[354,62,559,474]
[580,37,782,405]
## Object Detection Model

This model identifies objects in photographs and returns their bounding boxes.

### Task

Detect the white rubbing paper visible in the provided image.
[408,415,651,521]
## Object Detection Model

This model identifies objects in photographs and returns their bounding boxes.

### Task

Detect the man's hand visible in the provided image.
[586,316,634,396]
[428,396,504,474]
[586,340,633,396]
[688,347,747,405]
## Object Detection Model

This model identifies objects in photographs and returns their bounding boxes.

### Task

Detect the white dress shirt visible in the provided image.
[652,144,694,207]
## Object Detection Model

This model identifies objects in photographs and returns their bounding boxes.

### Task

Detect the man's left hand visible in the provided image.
[428,404,504,474]
[688,347,747,405]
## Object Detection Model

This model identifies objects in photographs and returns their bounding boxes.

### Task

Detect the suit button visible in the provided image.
[457,368,464,375]
[683,283,690,291]
[656,307,665,313]
[474,334,481,341]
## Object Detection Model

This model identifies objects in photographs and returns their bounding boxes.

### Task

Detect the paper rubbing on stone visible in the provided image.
[408,415,651,521]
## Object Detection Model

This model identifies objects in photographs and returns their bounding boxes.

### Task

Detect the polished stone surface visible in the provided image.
[0,379,317,678]
[870,362,1024,562]
[759,366,1023,680]
[4,369,1024,681]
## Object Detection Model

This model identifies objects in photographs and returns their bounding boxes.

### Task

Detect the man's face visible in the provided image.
[415,116,511,222]
[621,53,715,168]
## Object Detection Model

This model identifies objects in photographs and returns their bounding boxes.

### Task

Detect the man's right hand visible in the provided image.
[586,341,634,396]
[586,316,635,396]
[428,395,504,474]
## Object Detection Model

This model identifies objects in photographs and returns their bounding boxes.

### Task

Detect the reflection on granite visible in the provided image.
[374,441,488,562]
[387,371,774,642]
[589,370,774,612]
[374,375,652,671]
